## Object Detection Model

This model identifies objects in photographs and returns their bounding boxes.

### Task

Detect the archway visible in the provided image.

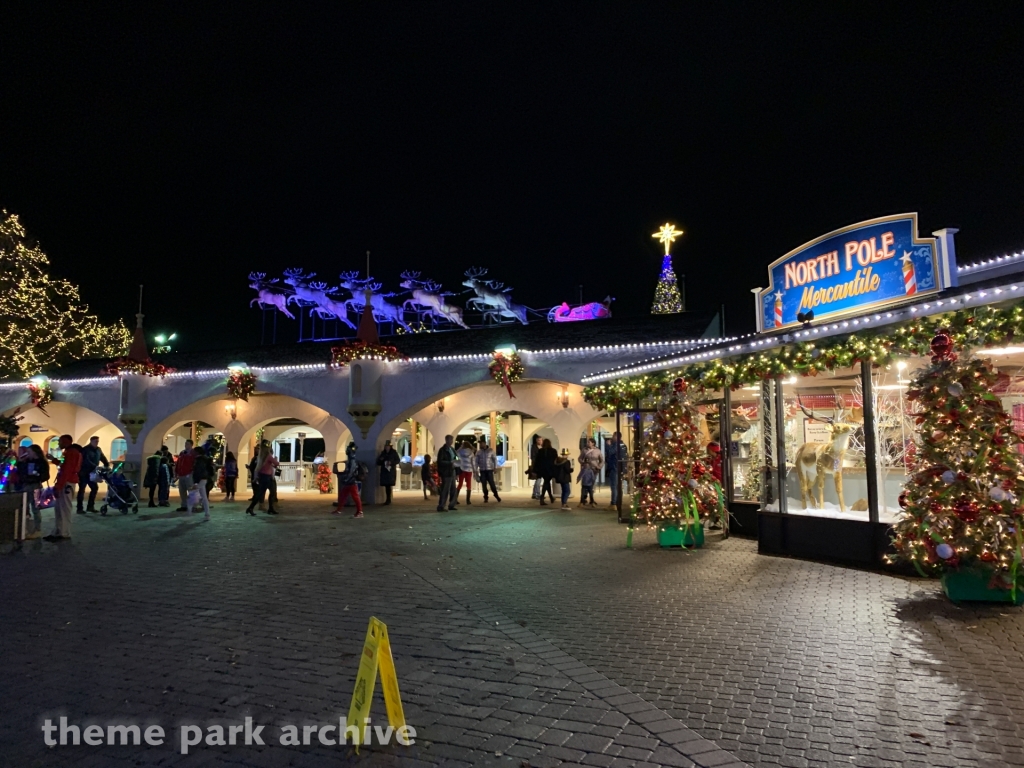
[2,401,124,461]
[143,392,352,502]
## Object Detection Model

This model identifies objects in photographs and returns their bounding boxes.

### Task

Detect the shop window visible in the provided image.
[729,385,763,503]
[772,365,869,521]
[110,438,127,463]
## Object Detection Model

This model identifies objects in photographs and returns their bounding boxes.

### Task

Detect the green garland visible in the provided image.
[585,302,1024,411]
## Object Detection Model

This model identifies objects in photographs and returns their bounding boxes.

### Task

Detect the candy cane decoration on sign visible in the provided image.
[901,252,917,295]
[774,291,784,328]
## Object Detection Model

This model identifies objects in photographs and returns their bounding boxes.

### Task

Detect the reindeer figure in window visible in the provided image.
[248,273,296,319]
[462,267,529,325]
[794,396,855,513]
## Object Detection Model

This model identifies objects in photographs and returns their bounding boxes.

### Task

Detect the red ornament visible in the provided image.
[898,492,909,509]
[981,551,998,563]
[953,496,980,522]
[929,501,944,513]
[673,377,685,393]
[930,331,954,362]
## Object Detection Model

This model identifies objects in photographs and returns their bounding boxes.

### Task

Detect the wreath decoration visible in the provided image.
[489,352,524,398]
[104,357,174,377]
[227,370,257,401]
[330,340,408,368]
[28,380,53,415]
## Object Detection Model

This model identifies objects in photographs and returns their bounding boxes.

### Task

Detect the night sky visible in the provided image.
[2,3,1023,350]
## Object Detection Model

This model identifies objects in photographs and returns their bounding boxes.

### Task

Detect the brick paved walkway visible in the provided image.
[2,492,1022,768]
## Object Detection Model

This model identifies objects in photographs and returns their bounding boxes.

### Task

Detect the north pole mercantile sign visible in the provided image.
[756,213,956,332]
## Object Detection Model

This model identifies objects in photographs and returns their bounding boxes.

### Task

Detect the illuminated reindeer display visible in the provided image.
[462,267,529,325]
[338,272,411,331]
[281,269,356,328]
[400,271,468,328]
[794,397,855,513]
[248,273,296,319]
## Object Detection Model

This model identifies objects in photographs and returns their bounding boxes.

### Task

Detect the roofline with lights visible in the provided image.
[581,253,1024,384]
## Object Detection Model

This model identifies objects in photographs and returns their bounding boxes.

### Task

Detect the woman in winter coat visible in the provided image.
[223,451,238,501]
[533,438,558,506]
[376,440,400,505]
[553,450,574,510]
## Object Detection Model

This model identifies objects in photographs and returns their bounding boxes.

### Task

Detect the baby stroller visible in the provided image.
[96,465,139,515]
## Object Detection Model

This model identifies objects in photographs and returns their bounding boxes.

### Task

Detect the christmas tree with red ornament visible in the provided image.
[891,330,1024,591]
[636,378,725,529]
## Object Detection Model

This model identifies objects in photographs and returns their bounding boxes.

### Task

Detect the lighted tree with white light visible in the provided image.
[0,211,130,379]
[651,223,684,314]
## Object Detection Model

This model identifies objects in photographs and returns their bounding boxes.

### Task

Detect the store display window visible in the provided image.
[770,365,869,520]
[728,384,763,504]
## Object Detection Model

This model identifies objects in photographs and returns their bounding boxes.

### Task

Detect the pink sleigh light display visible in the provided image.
[547,296,613,323]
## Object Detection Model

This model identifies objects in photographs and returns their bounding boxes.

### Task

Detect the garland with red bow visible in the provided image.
[28,380,53,415]
[227,370,257,401]
[103,357,174,377]
[489,352,524,398]
[330,340,408,367]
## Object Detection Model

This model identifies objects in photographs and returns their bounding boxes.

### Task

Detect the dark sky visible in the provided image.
[2,3,1023,349]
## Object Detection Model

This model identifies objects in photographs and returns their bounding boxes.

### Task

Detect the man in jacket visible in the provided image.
[77,435,109,513]
[435,435,459,512]
[45,435,81,541]
[455,441,476,505]
[175,440,195,512]
[475,441,501,503]
[604,432,627,508]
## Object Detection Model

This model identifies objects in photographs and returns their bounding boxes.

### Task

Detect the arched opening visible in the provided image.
[2,401,124,462]
[144,392,352,504]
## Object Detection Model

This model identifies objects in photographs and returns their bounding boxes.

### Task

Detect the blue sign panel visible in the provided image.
[757,214,951,332]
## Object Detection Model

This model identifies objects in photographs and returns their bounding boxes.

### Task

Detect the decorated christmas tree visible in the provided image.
[0,211,130,378]
[891,331,1024,594]
[650,223,684,314]
[636,379,725,534]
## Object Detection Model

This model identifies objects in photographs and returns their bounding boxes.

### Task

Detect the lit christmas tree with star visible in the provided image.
[651,222,684,314]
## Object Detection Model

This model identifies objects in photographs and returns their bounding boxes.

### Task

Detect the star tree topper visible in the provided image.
[652,223,684,255]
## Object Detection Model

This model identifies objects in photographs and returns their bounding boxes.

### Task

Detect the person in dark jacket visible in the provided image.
[435,435,459,512]
[420,455,437,500]
[376,440,400,505]
[143,452,161,507]
[554,449,574,510]
[188,446,212,520]
[157,456,172,506]
[77,435,109,513]
[534,438,558,506]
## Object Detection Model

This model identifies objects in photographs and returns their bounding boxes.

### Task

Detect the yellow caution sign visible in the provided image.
[347,616,406,750]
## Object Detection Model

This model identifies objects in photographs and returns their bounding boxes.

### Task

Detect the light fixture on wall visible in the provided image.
[555,387,570,409]
[436,399,446,413]
[225,403,237,420]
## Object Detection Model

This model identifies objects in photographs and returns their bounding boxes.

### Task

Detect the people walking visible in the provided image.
[579,438,604,506]
[17,443,49,538]
[420,455,437,500]
[223,451,238,501]
[376,440,400,505]
[246,442,279,516]
[475,441,501,503]
[143,452,160,507]
[534,438,558,505]
[529,435,544,499]
[332,442,364,518]
[45,435,80,541]
[77,435,109,513]
[554,449,574,510]
[175,440,195,512]
[436,435,459,511]
[456,441,475,505]
[604,432,627,509]
[189,446,213,521]
[578,462,597,508]
[157,456,172,506]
